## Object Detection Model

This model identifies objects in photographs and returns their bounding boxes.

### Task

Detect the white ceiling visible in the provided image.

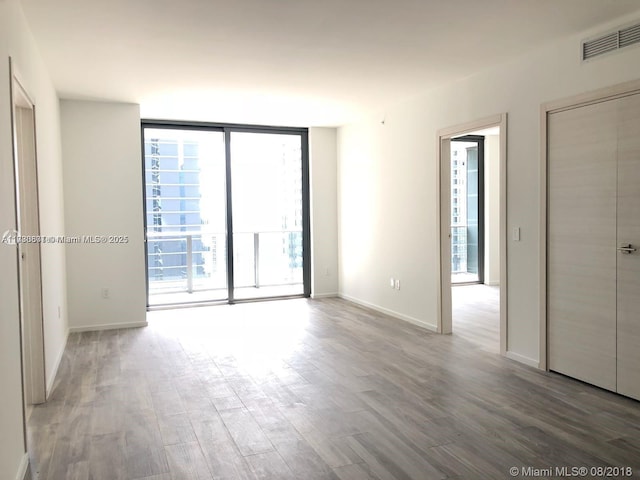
[20,0,640,127]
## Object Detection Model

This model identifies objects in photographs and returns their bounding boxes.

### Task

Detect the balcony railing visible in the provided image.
[146,230,303,296]
[451,225,468,274]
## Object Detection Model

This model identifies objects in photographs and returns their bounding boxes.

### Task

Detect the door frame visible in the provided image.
[9,58,47,409]
[540,79,640,370]
[437,113,507,356]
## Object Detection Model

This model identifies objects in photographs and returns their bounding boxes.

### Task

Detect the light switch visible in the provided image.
[512,227,521,242]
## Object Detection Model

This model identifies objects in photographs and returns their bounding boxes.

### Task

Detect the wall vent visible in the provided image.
[582,22,640,61]
[619,23,640,49]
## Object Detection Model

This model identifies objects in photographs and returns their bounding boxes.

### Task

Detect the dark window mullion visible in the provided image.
[224,128,235,303]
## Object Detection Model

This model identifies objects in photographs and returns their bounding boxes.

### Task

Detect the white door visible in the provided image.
[616,93,640,400]
[548,93,640,401]
[548,99,618,391]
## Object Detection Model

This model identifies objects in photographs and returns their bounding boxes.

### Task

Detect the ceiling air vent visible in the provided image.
[582,22,640,61]
[619,23,640,49]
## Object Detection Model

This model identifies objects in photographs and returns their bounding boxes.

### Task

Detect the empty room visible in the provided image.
[2,0,640,479]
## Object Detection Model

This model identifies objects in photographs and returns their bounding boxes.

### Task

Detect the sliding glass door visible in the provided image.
[142,123,309,307]
[230,132,305,300]
[144,128,228,305]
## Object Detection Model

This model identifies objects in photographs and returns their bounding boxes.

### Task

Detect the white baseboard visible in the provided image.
[46,329,69,396]
[311,292,339,299]
[69,320,148,333]
[16,453,29,480]
[339,293,438,332]
[505,350,540,369]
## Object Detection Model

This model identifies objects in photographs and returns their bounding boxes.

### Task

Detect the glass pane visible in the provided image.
[144,128,227,305]
[451,140,480,284]
[230,132,304,300]
[466,146,479,275]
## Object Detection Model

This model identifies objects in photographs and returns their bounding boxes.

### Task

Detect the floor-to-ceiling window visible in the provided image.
[451,135,484,284]
[142,122,310,307]
[230,131,306,300]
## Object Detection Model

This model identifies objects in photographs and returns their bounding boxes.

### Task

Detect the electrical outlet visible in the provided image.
[390,277,395,288]
[101,288,110,299]
[395,279,401,290]
[324,267,330,276]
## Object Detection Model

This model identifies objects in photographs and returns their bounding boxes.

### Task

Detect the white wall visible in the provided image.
[309,127,339,297]
[484,134,500,286]
[338,11,640,365]
[0,0,68,478]
[31,56,69,397]
[61,100,147,331]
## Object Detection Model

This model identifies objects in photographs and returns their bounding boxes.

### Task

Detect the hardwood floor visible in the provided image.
[28,298,640,479]
[452,284,499,353]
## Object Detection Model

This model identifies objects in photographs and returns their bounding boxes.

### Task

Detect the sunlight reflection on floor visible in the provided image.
[147,299,312,381]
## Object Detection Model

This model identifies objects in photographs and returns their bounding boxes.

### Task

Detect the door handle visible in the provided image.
[617,244,637,254]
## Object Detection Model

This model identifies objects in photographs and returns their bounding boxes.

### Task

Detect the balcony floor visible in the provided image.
[451,272,480,284]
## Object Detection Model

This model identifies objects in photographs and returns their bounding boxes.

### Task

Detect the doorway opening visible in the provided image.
[438,115,507,355]
[142,122,311,308]
[10,64,47,414]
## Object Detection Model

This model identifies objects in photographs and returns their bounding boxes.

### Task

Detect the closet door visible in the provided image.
[616,93,640,400]
[547,99,618,391]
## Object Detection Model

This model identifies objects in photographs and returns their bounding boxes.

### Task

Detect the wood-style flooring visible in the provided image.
[452,284,500,353]
[28,297,640,479]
